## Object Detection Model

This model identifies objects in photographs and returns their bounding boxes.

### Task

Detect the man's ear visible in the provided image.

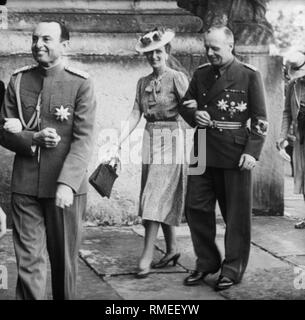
[62,40,70,50]
[229,42,234,51]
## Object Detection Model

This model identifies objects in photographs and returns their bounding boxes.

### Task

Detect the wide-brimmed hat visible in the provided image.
[284,50,305,79]
[135,29,175,53]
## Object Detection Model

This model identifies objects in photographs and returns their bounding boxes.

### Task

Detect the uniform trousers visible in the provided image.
[186,166,252,283]
[11,193,86,300]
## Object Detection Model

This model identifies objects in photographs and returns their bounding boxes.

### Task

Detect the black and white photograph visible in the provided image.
[0,0,305,308]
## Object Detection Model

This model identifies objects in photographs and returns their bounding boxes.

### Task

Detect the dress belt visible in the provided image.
[144,115,178,122]
[209,120,245,130]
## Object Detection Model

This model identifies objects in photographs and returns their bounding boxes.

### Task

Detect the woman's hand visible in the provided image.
[183,99,198,109]
[3,118,22,133]
[276,138,287,151]
[0,207,7,239]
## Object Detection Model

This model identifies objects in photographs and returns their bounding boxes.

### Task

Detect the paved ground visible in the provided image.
[1,169,305,300]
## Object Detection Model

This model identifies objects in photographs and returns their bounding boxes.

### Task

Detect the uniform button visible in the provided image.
[203,93,206,96]
[226,94,230,98]
[219,128,223,132]
[204,105,208,108]
[221,117,225,120]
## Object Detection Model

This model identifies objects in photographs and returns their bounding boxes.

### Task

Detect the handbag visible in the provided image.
[89,158,119,198]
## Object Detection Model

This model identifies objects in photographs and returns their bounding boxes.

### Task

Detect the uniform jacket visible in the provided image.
[179,58,268,168]
[0,62,97,198]
[281,76,305,194]
[281,76,305,139]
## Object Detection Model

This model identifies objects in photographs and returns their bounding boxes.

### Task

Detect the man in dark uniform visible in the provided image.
[0,21,96,299]
[179,26,268,291]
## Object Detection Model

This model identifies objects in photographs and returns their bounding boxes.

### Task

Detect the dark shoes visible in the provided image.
[152,253,181,269]
[183,270,211,286]
[215,275,235,291]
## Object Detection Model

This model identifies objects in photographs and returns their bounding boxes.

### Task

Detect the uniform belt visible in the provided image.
[144,115,177,122]
[210,120,244,130]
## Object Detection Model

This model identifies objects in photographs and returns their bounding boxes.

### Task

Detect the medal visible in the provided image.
[54,105,71,122]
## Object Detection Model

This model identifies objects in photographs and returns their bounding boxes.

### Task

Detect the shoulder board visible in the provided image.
[13,65,36,75]
[197,63,211,69]
[243,63,258,72]
[64,66,89,79]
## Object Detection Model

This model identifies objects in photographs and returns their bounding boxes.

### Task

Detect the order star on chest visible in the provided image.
[235,101,247,112]
[217,99,229,111]
[54,105,71,122]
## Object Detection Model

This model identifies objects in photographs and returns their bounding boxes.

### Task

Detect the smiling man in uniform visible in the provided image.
[179,25,268,291]
[0,21,96,299]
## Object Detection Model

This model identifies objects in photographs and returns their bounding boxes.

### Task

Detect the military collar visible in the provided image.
[223,58,243,80]
[219,57,235,76]
[38,61,65,77]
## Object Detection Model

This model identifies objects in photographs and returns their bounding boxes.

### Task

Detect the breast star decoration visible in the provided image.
[235,101,247,112]
[54,105,71,122]
[217,99,229,111]
[217,99,247,118]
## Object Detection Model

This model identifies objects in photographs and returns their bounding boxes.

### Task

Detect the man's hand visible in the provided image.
[183,99,198,109]
[0,207,7,239]
[195,110,211,128]
[3,118,22,133]
[239,153,256,170]
[33,128,61,148]
[56,184,74,209]
[276,138,287,151]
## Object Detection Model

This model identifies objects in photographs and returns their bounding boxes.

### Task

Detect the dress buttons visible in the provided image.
[203,93,206,96]
[204,105,208,108]
[226,94,230,98]
[221,117,225,120]
[219,128,223,132]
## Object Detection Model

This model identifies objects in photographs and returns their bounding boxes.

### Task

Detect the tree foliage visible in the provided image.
[268,7,305,52]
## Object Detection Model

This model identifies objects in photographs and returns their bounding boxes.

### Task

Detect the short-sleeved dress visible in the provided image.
[133,67,189,226]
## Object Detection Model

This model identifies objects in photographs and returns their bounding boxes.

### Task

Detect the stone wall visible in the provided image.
[0,0,284,225]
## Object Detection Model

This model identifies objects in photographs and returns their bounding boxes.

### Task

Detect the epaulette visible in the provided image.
[13,65,37,75]
[243,63,258,72]
[197,63,211,69]
[64,66,89,79]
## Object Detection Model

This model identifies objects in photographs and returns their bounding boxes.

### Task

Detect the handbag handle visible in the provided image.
[108,156,121,173]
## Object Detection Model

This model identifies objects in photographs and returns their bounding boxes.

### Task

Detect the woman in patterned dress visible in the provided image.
[112,28,189,277]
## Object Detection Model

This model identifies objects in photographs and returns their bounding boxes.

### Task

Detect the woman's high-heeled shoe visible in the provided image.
[135,265,151,279]
[152,253,181,269]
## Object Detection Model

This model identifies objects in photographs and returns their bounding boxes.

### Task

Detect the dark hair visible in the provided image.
[205,25,235,55]
[165,43,171,54]
[39,20,70,42]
